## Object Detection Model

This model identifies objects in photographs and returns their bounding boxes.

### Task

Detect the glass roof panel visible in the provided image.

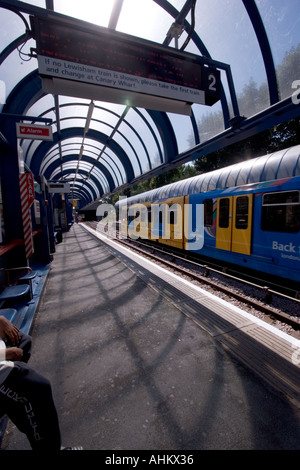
[167,112,197,153]
[135,108,164,157]
[59,118,86,130]
[192,100,224,144]
[0,0,299,207]
[256,0,300,100]
[100,146,126,182]
[101,154,126,187]
[24,0,45,6]
[23,138,44,166]
[117,0,183,42]
[54,0,115,29]
[0,40,37,99]
[192,0,265,94]
[113,130,148,174]
[26,95,56,120]
[0,9,27,49]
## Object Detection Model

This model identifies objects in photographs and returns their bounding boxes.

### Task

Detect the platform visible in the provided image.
[1,223,300,450]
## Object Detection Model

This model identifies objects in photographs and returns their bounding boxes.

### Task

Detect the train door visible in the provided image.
[150,203,161,240]
[216,194,253,255]
[160,196,185,249]
[232,195,253,254]
[216,197,233,251]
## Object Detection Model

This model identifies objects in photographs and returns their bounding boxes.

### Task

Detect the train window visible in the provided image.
[261,190,300,233]
[128,209,135,224]
[147,206,151,224]
[168,205,177,225]
[151,205,159,224]
[141,209,147,224]
[235,196,248,229]
[159,210,163,224]
[204,199,213,226]
[169,210,175,225]
[219,198,230,228]
[128,207,145,224]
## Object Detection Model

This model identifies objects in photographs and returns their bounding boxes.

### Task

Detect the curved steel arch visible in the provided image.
[29,127,134,191]
[41,143,125,187]
[58,172,99,201]
[33,101,158,172]
[154,0,232,128]
[146,110,178,161]
[2,67,178,188]
[75,127,135,182]
[44,158,109,194]
[0,0,287,208]
[53,169,100,200]
[45,155,110,193]
[90,104,155,171]
[0,1,231,194]
[2,69,44,117]
[51,113,146,175]
[0,33,27,65]
[0,1,201,149]
[241,0,279,105]
[156,0,279,109]
[132,107,165,163]
[71,184,94,204]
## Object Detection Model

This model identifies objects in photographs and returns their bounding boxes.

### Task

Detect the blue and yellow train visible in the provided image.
[116,145,300,283]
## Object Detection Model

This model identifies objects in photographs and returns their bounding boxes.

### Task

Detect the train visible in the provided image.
[115,145,300,283]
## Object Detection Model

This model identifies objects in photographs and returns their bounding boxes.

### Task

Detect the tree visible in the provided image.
[193,45,300,174]
[277,44,300,100]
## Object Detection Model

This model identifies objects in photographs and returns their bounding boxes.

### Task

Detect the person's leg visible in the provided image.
[0,333,32,418]
[0,362,61,450]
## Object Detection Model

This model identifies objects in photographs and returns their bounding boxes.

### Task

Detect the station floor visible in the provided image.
[1,223,300,450]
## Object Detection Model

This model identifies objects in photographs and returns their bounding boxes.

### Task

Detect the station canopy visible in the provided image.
[0,0,300,208]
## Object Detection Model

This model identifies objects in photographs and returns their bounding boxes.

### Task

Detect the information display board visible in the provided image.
[48,182,70,193]
[32,14,221,112]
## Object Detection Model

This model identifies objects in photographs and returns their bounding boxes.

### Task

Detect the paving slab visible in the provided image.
[2,224,300,451]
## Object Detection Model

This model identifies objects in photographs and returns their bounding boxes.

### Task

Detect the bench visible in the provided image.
[0,308,18,323]
[5,267,37,298]
[0,267,36,308]
[0,284,31,304]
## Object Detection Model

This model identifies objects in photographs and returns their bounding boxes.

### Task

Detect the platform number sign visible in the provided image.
[32,15,221,109]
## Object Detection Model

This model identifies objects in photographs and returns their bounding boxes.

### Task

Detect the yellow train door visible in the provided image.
[160,196,185,249]
[216,194,253,255]
[232,195,253,255]
[216,197,233,251]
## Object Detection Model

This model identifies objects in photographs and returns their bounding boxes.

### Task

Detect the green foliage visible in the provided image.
[193,115,300,175]
[277,44,300,100]
[194,44,300,174]
[112,45,300,202]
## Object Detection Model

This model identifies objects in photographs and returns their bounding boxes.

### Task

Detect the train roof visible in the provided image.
[116,144,300,207]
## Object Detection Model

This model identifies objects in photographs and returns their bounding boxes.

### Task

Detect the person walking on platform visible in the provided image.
[0,315,81,450]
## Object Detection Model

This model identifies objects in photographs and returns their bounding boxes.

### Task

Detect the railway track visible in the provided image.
[83,221,300,333]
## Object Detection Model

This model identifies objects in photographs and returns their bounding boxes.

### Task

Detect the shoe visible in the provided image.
[61,446,83,450]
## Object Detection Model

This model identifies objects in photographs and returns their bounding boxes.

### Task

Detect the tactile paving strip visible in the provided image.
[216,324,300,403]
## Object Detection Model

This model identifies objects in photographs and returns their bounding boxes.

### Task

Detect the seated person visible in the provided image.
[0,315,81,450]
